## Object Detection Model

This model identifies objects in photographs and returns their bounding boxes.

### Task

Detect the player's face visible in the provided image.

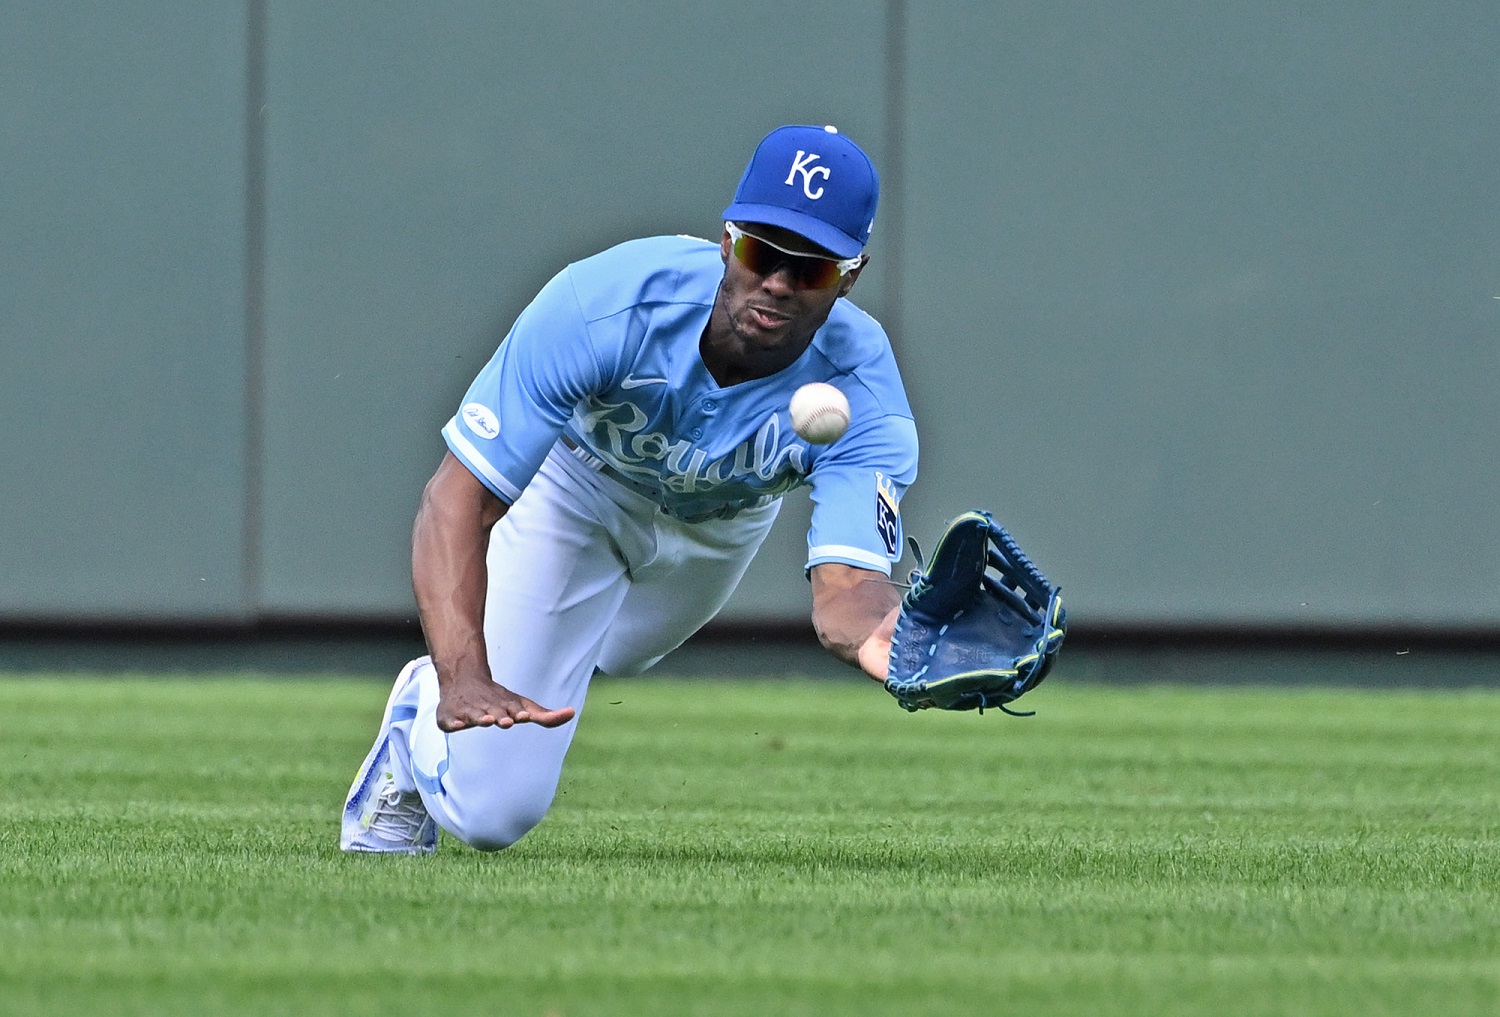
[715,223,865,354]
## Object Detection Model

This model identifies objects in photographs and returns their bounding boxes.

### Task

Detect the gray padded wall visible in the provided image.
[2,3,1496,631]
[899,4,1500,627]
[0,4,250,621]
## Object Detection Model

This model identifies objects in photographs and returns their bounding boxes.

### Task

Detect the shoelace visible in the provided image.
[366,787,431,842]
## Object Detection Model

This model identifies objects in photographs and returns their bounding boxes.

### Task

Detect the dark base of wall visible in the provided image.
[0,618,429,677]
[0,619,1497,688]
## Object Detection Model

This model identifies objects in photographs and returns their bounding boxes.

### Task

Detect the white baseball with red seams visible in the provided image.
[789,382,851,444]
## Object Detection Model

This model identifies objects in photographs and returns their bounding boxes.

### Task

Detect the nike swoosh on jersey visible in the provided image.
[620,376,670,389]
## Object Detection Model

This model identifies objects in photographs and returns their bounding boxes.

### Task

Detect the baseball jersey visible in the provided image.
[442,234,919,574]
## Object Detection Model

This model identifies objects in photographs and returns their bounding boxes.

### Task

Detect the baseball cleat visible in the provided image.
[340,662,438,855]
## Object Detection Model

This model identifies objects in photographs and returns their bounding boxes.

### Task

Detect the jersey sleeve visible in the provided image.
[804,413,919,575]
[441,266,605,502]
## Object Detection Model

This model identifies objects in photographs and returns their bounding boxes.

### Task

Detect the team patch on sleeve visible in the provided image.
[875,472,900,556]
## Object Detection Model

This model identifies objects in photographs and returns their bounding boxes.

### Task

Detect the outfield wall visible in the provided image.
[2,3,1496,634]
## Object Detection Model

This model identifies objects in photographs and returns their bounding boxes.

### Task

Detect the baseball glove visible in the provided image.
[885,510,1066,715]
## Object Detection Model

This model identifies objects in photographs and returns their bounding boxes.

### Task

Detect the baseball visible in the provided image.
[789,382,850,444]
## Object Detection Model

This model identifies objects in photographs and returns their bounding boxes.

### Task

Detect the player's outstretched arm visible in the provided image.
[411,452,576,732]
[809,562,902,682]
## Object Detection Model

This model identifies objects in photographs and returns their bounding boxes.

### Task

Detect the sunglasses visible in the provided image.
[725,222,863,290]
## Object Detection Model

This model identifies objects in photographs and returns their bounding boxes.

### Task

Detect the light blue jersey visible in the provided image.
[442,234,918,574]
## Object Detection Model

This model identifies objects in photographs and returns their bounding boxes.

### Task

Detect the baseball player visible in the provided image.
[342,124,919,854]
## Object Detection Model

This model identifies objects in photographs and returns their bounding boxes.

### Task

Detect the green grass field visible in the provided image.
[2,673,1497,1016]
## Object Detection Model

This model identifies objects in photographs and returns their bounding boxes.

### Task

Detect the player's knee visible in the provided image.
[596,649,668,677]
[446,802,549,852]
[440,774,557,852]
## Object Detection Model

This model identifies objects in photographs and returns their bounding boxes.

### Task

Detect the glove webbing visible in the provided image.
[907,517,1054,622]
[989,523,1054,603]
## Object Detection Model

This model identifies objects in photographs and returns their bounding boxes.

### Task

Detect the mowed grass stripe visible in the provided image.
[0,675,1496,1017]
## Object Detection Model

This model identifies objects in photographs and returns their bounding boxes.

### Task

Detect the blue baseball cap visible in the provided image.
[722,124,879,259]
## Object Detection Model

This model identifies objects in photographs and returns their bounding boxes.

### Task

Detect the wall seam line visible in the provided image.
[243,0,268,621]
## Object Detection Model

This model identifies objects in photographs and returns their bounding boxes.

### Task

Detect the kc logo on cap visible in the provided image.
[785,151,832,200]
[723,124,879,259]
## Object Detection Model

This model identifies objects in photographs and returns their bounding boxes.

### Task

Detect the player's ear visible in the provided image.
[837,255,868,297]
[719,228,733,265]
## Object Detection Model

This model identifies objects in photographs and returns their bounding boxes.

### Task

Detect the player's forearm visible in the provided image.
[809,564,901,675]
[412,503,491,684]
[410,456,508,686]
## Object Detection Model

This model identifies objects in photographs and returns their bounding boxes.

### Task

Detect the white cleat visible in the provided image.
[340,662,438,855]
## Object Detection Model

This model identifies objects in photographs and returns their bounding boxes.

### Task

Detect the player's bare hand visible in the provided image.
[856,605,900,682]
[436,672,575,732]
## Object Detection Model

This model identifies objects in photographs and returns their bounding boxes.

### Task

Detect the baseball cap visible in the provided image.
[722,124,879,259]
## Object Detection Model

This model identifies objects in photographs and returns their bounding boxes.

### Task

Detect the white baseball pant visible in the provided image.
[384,445,781,850]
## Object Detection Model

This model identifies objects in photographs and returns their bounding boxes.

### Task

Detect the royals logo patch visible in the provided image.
[875,472,900,557]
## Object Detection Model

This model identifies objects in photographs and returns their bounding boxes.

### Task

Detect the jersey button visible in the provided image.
[690,427,704,439]
[702,400,717,413]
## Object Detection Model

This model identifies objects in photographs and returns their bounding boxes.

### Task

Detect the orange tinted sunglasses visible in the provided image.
[726,222,862,290]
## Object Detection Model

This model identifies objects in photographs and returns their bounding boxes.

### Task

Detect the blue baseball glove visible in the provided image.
[885,510,1066,715]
